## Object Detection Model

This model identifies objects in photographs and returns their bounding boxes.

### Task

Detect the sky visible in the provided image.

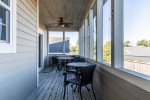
[124,0,150,46]
[103,0,150,46]
[49,31,79,46]
[103,0,111,44]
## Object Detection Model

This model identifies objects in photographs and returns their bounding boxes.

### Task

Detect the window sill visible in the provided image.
[97,62,150,92]
[119,68,150,80]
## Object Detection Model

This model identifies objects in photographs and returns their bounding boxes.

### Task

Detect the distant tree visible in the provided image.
[103,41,111,63]
[148,40,150,47]
[137,39,148,47]
[70,42,79,55]
[124,41,132,47]
[71,46,78,55]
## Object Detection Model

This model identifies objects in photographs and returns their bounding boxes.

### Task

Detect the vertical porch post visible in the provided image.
[79,27,82,56]
[63,31,65,54]
[89,9,94,60]
[82,24,85,57]
[113,0,124,68]
[47,28,49,67]
[84,18,88,58]
[97,0,103,62]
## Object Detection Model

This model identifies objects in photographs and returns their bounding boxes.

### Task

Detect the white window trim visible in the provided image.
[97,0,103,62]
[79,0,150,92]
[89,9,94,60]
[0,0,17,53]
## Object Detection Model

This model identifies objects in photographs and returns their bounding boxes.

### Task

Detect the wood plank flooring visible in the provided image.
[27,68,95,100]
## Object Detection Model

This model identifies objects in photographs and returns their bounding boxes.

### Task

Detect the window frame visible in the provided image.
[49,31,79,55]
[0,0,17,53]
[79,0,150,92]
[49,31,64,54]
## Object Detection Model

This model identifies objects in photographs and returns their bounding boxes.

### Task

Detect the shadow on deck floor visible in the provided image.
[27,68,95,100]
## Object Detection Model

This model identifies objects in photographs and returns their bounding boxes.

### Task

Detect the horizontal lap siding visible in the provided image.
[0,0,37,100]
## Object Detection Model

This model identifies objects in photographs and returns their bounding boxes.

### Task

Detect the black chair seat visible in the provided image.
[63,64,96,100]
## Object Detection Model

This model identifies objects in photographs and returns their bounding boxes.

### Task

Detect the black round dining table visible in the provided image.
[56,56,74,71]
[57,56,74,61]
[67,62,93,68]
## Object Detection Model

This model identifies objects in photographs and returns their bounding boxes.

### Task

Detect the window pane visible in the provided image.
[103,0,111,64]
[1,0,10,6]
[86,16,90,58]
[94,13,97,60]
[0,5,10,42]
[124,0,150,76]
[65,32,79,55]
[49,31,63,54]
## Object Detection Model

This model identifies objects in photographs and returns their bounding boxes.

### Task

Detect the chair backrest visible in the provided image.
[80,64,96,84]
[72,57,86,62]
[51,56,59,64]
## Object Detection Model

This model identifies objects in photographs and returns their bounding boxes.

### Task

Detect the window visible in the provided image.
[0,5,10,42]
[93,6,97,60]
[0,0,16,53]
[1,0,10,6]
[103,0,111,64]
[123,0,150,76]
[87,16,90,58]
[65,32,79,55]
[49,31,63,54]
[49,31,79,55]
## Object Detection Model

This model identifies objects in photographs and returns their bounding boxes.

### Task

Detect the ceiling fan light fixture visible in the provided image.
[61,24,65,28]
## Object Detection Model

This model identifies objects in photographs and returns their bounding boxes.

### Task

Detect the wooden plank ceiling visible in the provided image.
[39,0,93,31]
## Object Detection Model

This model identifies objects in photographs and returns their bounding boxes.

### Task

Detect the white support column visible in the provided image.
[47,29,49,65]
[113,0,124,68]
[87,25,90,58]
[84,18,88,58]
[81,24,85,57]
[79,27,82,56]
[97,0,103,62]
[89,9,94,59]
[63,31,65,54]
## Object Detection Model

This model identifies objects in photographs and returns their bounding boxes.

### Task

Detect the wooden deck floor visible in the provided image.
[27,68,95,100]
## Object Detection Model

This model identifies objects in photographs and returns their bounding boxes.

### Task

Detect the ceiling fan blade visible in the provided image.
[66,22,73,24]
[48,17,73,28]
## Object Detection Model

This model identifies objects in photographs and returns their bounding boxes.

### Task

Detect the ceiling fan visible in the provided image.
[48,17,73,28]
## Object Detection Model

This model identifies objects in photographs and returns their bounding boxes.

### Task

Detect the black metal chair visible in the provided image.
[63,64,96,100]
[72,57,86,62]
[51,56,62,71]
[66,57,86,76]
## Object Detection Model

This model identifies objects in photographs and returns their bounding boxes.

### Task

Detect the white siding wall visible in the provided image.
[0,0,38,100]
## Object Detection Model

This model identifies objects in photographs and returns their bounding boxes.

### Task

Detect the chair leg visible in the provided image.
[79,86,83,100]
[73,85,77,92]
[85,85,90,91]
[63,83,66,99]
[71,84,74,88]
[91,83,96,100]
[56,64,60,71]
[63,73,67,100]
[57,64,61,71]
[78,86,80,93]
[50,64,54,71]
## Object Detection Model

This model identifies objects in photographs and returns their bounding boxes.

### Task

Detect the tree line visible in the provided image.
[124,39,150,47]
[103,39,150,63]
